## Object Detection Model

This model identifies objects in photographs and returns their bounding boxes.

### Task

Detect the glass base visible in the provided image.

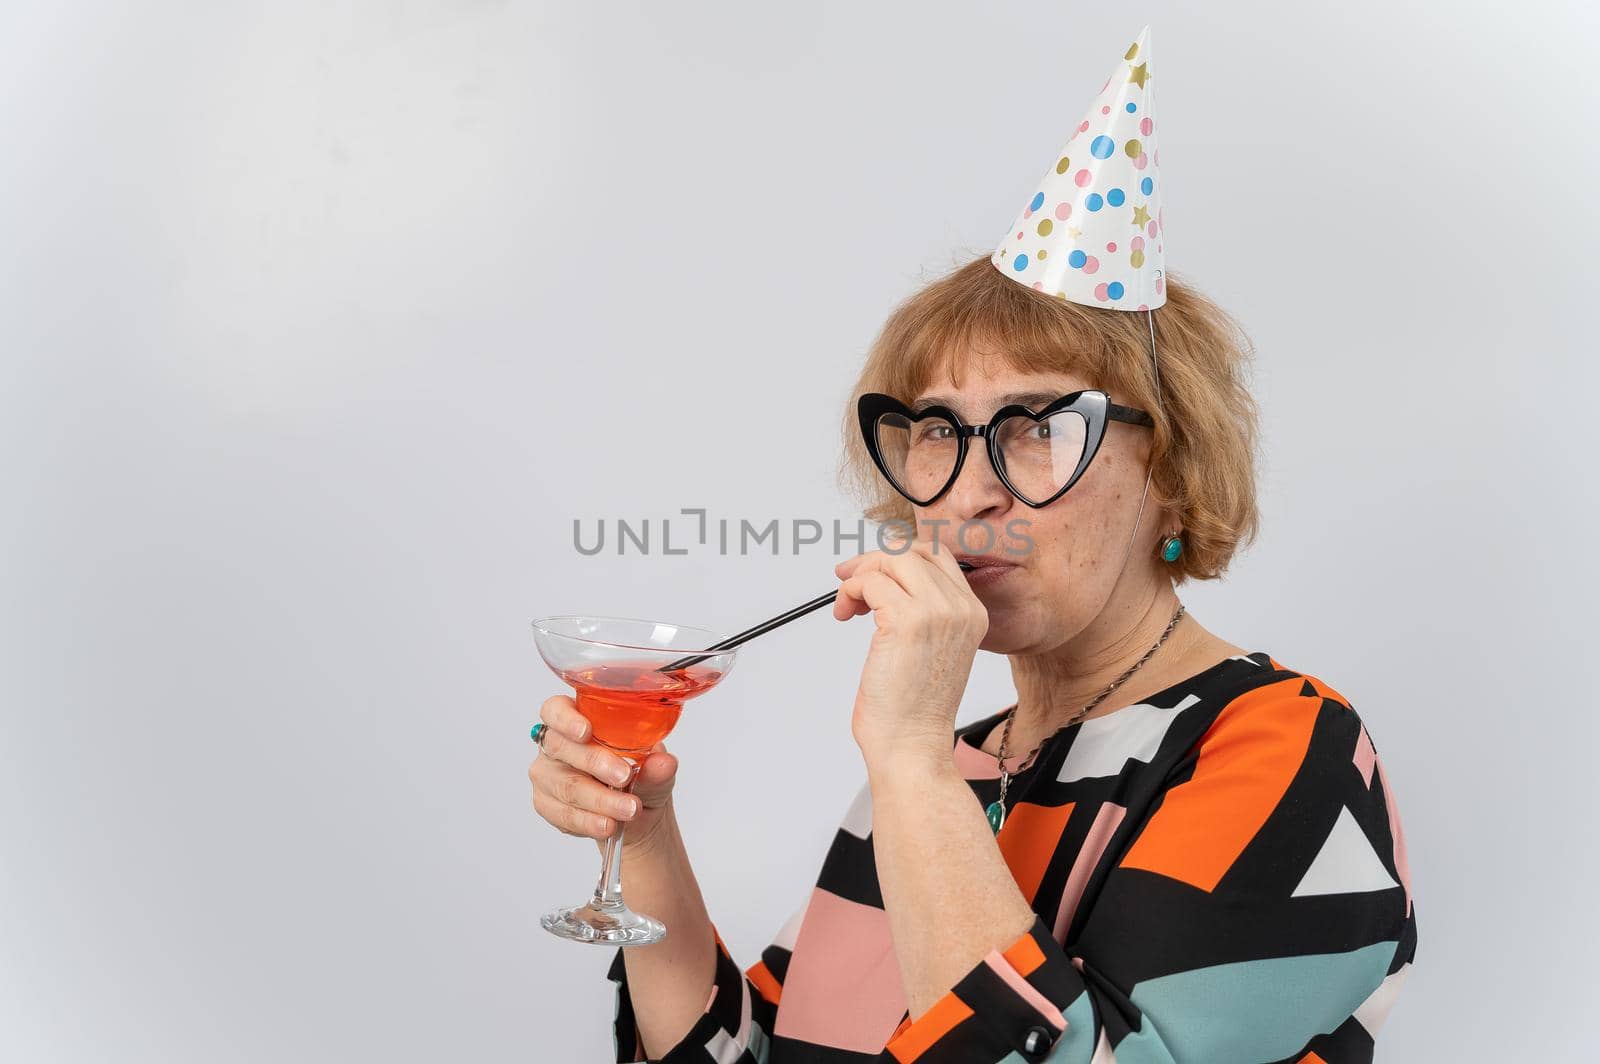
[541,900,666,946]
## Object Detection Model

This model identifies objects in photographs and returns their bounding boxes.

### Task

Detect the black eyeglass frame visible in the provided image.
[857,390,1156,509]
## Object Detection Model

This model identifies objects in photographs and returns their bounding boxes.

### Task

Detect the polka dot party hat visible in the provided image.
[991,25,1166,310]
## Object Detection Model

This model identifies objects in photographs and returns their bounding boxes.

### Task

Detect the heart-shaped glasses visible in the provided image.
[857,390,1155,508]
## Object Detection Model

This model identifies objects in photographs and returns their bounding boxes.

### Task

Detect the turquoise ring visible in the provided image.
[530,722,547,747]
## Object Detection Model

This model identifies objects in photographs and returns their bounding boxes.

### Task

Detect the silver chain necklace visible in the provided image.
[985,602,1188,835]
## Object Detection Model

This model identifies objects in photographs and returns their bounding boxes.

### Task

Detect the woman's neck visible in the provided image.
[998,585,1218,757]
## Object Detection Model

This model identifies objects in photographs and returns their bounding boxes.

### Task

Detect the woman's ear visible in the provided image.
[1150,500,1182,537]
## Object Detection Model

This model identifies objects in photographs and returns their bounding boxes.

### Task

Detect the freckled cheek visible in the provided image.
[1015,490,1121,562]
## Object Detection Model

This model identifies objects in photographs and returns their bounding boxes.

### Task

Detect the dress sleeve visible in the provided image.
[883,675,1419,1063]
[606,907,797,1063]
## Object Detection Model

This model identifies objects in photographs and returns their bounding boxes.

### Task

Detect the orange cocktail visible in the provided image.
[559,661,724,755]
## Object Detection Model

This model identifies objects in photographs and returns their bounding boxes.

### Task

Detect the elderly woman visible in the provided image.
[530,30,1415,1064]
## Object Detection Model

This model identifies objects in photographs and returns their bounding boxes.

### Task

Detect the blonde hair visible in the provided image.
[838,254,1261,585]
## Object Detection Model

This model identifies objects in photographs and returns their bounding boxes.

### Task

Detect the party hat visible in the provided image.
[991,25,1166,310]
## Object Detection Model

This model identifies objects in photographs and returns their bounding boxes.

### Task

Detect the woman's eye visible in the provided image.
[914,423,953,443]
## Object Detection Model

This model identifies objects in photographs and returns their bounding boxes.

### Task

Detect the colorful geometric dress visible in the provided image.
[608,652,1417,1062]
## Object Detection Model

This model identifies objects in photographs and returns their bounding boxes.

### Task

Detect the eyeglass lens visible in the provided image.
[873,409,1089,506]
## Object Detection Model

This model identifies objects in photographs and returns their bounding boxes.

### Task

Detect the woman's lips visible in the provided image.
[956,555,1020,588]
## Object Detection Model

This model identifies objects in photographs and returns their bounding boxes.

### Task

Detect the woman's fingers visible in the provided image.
[545,761,639,819]
[538,724,635,787]
[835,534,973,620]
[529,756,638,841]
[892,528,972,592]
[532,785,619,840]
[529,733,678,842]
[879,541,957,600]
[836,552,912,619]
[539,695,591,743]
[915,533,969,584]
[837,568,913,620]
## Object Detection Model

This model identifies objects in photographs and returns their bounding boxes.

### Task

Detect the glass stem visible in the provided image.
[592,758,641,910]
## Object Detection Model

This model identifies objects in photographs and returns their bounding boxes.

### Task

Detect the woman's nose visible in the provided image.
[939,445,1013,522]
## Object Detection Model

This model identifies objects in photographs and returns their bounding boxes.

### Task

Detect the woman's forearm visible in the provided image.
[867,749,1038,1018]
[616,803,718,1057]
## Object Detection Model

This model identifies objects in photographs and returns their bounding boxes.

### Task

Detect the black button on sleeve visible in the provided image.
[1021,1024,1055,1058]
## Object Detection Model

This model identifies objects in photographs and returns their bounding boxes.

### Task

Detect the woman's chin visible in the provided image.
[978,620,1035,656]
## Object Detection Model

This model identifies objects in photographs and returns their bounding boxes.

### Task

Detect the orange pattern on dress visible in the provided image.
[1120,677,1319,891]
[997,800,1076,905]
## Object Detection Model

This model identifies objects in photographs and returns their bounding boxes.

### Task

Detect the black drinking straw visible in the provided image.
[657,561,975,673]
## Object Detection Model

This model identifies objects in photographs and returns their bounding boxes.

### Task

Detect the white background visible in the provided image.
[4,2,1596,1060]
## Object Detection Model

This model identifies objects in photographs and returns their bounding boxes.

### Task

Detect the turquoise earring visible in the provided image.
[1159,533,1183,563]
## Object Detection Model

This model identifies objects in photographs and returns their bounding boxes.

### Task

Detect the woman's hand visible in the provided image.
[834,529,989,768]
[528,695,681,856]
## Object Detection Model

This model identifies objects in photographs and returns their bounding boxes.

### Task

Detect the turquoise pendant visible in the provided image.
[985,800,1006,834]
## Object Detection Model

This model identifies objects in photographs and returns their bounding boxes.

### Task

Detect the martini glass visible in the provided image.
[531,615,737,946]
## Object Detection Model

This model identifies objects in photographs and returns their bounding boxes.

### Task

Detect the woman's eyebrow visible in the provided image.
[914,390,1066,411]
